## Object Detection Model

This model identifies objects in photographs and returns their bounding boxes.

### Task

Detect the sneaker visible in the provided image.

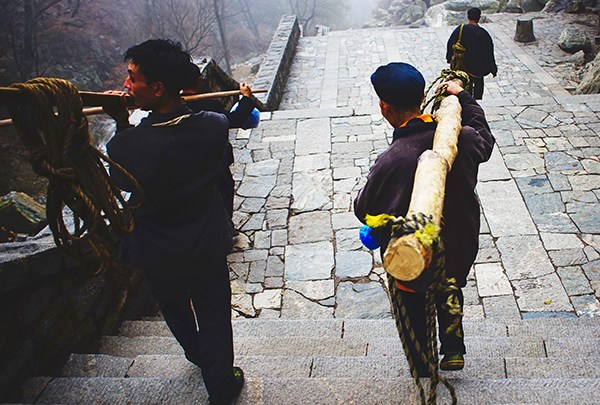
[440,353,464,371]
[209,367,245,405]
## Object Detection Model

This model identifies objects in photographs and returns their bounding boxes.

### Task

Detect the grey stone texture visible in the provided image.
[6,11,600,405]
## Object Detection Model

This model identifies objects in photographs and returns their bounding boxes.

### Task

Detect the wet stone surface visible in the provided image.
[227,12,599,320]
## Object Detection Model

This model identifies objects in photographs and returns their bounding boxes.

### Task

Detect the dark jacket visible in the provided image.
[186,96,255,218]
[446,24,497,78]
[107,104,233,272]
[354,91,495,286]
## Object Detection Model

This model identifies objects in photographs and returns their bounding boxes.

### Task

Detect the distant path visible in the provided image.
[228,13,600,321]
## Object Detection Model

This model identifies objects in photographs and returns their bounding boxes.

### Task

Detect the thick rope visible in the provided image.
[7,78,142,273]
[374,214,459,404]
[421,69,471,114]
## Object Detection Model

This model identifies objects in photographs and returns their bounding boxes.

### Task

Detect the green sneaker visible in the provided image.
[440,353,464,371]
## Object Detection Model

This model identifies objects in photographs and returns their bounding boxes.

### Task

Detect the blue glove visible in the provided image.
[230,102,260,129]
[359,225,380,250]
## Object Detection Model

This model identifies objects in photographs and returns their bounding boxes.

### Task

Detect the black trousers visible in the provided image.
[144,256,236,399]
[394,287,465,374]
[469,75,484,100]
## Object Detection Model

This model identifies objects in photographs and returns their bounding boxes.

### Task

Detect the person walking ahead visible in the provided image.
[104,39,244,405]
[446,7,498,100]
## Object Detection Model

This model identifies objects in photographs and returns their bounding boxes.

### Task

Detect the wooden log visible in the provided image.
[382,94,463,281]
[514,18,535,43]
[0,88,267,128]
[432,95,462,170]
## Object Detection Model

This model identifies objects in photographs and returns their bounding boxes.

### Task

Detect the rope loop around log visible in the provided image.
[387,217,459,404]
[421,69,471,114]
[366,211,461,403]
[7,77,143,273]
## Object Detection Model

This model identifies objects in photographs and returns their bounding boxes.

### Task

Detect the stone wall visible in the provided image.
[196,57,267,112]
[253,15,301,110]
[0,234,154,400]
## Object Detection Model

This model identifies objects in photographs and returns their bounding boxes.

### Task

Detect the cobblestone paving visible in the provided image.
[230,13,600,321]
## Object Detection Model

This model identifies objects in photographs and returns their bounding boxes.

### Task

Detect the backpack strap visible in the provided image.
[457,24,464,43]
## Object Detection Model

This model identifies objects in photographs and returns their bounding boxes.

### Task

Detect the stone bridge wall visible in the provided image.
[253,15,301,110]
[0,236,154,400]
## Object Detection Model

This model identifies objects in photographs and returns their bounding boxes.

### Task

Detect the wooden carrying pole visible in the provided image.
[0,88,267,128]
[382,90,463,281]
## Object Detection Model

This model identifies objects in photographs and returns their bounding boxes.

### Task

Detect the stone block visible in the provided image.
[288,211,332,244]
[482,295,521,320]
[235,336,366,356]
[61,354,132,377]
[475,263,513,297]
[0,191,47,237]
[477,180,537,237]
[545,337,600,357]
[118,321,170,337]
[506,357,600,378]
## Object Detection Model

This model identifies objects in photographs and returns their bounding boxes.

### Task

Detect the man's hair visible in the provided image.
[370,62,425,111]
[467,8,481,21]
[124,39,198,95]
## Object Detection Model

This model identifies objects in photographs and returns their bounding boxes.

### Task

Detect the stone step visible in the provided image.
[125,354,506,379]
[118,318,600,339]
[61,352,600,381]
[99,334,600,359]
[60,354,133,378]
[28,376,600,404]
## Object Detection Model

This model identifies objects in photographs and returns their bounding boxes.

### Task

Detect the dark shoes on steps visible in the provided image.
[440,353,465,371]
[209,367,245,405]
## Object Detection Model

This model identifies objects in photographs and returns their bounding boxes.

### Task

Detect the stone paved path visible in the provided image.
[229,13,600,321]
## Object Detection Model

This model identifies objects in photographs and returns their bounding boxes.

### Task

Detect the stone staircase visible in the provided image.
[16,317,600,404]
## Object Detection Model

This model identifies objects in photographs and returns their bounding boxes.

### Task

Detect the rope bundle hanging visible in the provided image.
[367,214,461,405]
[7,77,142,272]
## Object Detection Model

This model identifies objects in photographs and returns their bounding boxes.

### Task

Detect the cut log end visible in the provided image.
[383,234,432,281]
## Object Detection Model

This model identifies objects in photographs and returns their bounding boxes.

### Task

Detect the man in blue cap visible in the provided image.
[354,62,495,376]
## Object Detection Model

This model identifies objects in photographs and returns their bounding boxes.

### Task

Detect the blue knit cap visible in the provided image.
[370,62,425,110]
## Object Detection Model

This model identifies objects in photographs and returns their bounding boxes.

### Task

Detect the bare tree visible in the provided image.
[288,0,317,34]
[68,0,83,17]
[0,0,65,82]
[237,0,262,49]
[287,0,347,35]
[142,0,216,56]
[213,0,232,74]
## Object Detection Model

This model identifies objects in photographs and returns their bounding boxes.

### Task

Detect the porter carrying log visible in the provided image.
[383,88,463,282]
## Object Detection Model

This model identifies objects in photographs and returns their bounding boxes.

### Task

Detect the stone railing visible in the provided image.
[253,15,301,110]
[0,233,154,400]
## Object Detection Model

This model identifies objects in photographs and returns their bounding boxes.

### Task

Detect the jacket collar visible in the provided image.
[139,104,192,127]
[392,114,435,142]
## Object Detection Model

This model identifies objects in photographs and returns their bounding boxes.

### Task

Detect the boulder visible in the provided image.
[558,25,592,53]
[568,50,587,66]
[425,4,464,26]
[505,0,524,12]
[566,0,587,13]
[443,0,504,13]
[0,191,47,238]
[575,51,600,94]
[522,0,545,11]
[398,3,427,24]
[542,0,572,12]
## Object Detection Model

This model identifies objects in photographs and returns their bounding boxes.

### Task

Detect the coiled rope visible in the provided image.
[421,69,471,114]
[7,78,142,272]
